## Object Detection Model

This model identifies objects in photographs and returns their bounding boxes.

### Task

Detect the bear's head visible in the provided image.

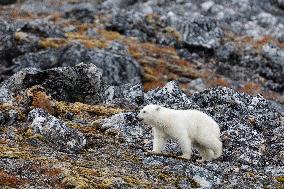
[137,104,161,125]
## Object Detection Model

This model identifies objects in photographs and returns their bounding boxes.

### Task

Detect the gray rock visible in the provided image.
[0,111,5,125]
[25,63,103,103]
[167,16,223,49]
[28,108,86,153]
[104,83,144,106]
[59,43,88,68]
[0,19,14,59]
[59,43,141,86]
[0,63,103,104]
[106,11,178,45]
[256,12,278,28]
[7,109,18,125]
[216,42,238,61]
[262,43,284,67]
[13,48,62,73]
[144,80,196,109]
[188,78,206,92]
[85,46,141,85]
[20,0,60,14]
[101,112,152,148]
[191,87,283,166]
[19,19,65,38]
[102,0,133,8]
[201,1,215,12]
[63,3,96,23]
[276,0,284,9]
[0,68,39,103]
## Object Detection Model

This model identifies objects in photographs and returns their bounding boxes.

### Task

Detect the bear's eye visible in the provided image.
[142,110,146,113]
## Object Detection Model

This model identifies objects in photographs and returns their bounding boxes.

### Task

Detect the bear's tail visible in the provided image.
[212,140,222,159]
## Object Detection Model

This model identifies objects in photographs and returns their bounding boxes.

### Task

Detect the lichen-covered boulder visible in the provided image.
[0,63,103,104]
[191,87,283,165]
[27,108,86,153]
[101,112,150,147]
[167,15,223,49]
[144,80,196,109]
[0,68,39,103]
[104,83,144,107]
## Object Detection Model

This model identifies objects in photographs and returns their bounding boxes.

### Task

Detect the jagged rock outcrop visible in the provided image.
[28,108,86,153]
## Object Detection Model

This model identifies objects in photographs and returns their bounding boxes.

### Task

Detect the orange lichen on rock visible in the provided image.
[224,32,283,52]
[239,82,261,96]
[97,29,123,41]
[262,91,284,104]
[0,170,27,187]
[39,38,67,48]
[42,168,62,177]
[143,81,167,91]
[27,85,55,115]
[206,75,230,88]
[66,32,107,49]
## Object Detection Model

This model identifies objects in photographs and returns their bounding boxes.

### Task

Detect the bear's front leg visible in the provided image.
[177,135,192,160]
[152,127,167,154]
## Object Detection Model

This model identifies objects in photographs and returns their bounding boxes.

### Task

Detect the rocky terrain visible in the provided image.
[0,0,283,188]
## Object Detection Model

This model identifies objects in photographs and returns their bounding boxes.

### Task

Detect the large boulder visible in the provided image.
[0,63,103,104]
[13,43,141,86]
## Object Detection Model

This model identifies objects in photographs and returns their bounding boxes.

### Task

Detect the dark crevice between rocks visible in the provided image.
[181,43,215,58]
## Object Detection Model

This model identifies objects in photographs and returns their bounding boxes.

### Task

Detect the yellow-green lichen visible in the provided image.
[0,146,30,159]
[276,176,284,182]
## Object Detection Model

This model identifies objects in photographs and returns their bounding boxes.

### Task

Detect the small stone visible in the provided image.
[0,111,5,125]
[64,112,74,120]
[178,77,191,83]
[7,110,18,125]
[189,78,206,92]
[201,1,215,12]
[256,12,277,28]
[28,108,86,153]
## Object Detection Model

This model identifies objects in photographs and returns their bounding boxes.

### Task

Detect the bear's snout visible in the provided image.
[137,113,142,121]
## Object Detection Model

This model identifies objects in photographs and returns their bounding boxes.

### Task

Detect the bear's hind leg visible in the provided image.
[197,138,222,160]
[195,143,214,163]
[212,139,222,159]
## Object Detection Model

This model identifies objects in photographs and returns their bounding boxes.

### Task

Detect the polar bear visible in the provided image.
[138,104,222,162]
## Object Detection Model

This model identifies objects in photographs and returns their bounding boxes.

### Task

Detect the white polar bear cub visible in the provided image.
[138,104,222,162]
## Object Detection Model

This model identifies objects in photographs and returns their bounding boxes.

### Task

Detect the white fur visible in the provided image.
[138,104,222,162]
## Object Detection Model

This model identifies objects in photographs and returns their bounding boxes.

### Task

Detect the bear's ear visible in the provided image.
[155,106,161,111]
